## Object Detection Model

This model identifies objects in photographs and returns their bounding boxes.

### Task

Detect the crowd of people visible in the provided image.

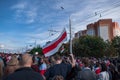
[0,52,120,80]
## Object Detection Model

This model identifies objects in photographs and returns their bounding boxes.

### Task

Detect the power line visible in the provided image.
[78,0,120,25]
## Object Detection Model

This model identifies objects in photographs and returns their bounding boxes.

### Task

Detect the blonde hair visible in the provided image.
[7,55,19,66]
[52,75,64,80]
[4,55,19,76]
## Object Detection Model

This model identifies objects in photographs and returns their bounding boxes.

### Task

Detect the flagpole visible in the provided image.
[69,18,72,54]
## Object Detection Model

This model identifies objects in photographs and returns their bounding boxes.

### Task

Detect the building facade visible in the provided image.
[75,19,120,41]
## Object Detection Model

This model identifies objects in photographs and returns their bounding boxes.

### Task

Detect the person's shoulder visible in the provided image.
[60,62,72,67]
[77,70,83,74]
[31,72,44,79]
[3,72,18,80]
[3,70,43,80]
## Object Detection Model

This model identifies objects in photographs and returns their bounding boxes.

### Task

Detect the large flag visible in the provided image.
[42,28,67,57]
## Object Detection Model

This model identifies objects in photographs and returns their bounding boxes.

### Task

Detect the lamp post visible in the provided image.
[60,6,73,54]
[69,18,73,54]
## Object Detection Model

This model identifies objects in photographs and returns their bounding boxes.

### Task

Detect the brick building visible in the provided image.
[75,19,120,41]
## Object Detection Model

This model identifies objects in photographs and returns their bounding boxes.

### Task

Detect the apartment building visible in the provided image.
[75,19,120,41]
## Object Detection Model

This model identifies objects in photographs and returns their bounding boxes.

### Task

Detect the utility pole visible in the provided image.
[69,18,72,54]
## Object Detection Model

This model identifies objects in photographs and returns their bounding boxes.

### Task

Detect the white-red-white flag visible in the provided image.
[60,45,65,53]
[42,28,67,57]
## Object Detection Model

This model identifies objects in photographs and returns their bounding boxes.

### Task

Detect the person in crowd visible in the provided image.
[45,53,75,80]
[0,56,4,69]
[39,57,47,76]
[66,55,81,80]
[109,63,118,80]
[75,58,97,80]
[0,60,3,80]
[98,62,109,80]
[116,65,120,80]
[31,56,39,73]
[4,55,19,77]
[3,53,44,80]
[52,75,64,80]
[48,56,56,67]
[94,62,101,75]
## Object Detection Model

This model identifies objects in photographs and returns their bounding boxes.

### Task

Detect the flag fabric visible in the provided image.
[95,67,101,74]
[60,45,65,53]
[39,63,47,75]
[42,28,67,57]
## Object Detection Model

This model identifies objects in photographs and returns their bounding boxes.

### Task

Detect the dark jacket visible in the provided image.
[3,67,44,80]
[45,63,72,80]
[75,68,97,80]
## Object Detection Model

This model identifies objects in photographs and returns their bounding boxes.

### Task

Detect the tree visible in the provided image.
[111,36,120,57]
[104,40,116,57]
[73,36,106,58]
[29,45,43,55]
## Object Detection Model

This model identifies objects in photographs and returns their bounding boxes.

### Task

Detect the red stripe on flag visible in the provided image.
[43,31,67,54]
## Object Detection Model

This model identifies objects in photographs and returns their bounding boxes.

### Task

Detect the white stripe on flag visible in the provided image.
[42,28,67,57]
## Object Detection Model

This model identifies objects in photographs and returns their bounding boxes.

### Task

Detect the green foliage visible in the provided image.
[111,36,120,57]
[104,40,116,57]
[29,45,43,55]
[29,36,120,57]
[73,36,106,58]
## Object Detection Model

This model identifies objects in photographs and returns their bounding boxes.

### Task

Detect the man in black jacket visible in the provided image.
[45,54,75,80]
[3,53,44,80]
